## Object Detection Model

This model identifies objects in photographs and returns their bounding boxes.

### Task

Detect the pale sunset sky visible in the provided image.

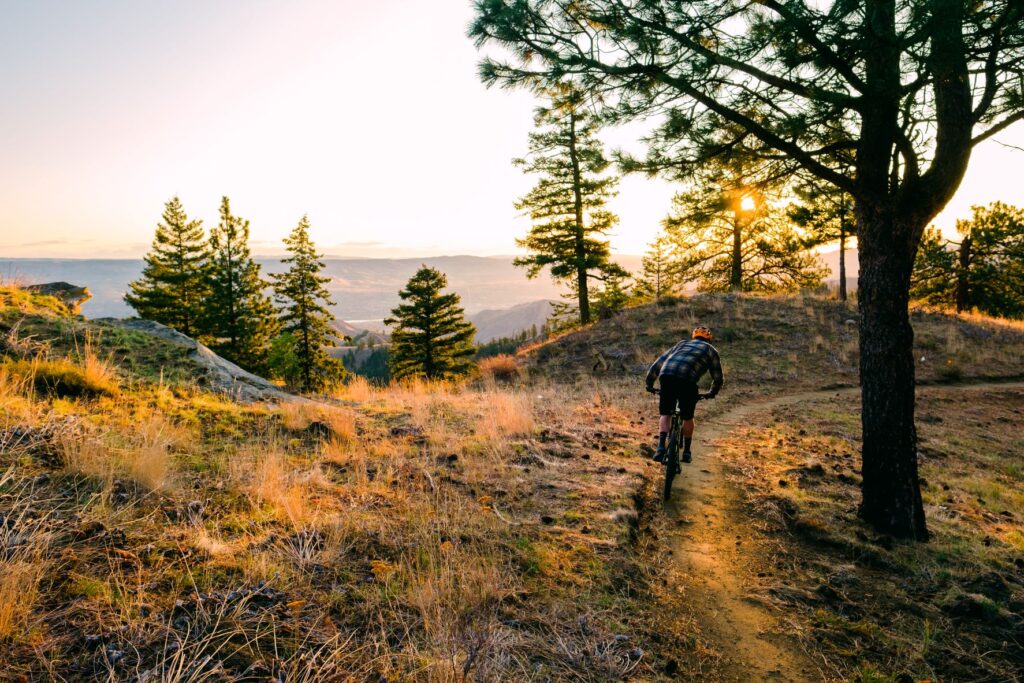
[1,0,1021,259]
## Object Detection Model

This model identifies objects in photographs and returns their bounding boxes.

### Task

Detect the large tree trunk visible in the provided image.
[838,195,848,302]
[955,235,971,313]
[568,111,591,324]
[838,223,848,302]
[856,205,929,541]
[730,215,742,290]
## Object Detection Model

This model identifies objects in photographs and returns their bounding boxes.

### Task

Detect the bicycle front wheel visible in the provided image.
[663,418,681,502]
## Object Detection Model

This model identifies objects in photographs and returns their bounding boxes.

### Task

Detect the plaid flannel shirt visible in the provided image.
[645,339,724,397]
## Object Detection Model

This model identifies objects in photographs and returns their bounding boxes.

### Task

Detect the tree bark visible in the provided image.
[856,205,929,541]
[838,195,848,302]
[955,235,972,313]
[730,215,743,290]
[568,111,591,324]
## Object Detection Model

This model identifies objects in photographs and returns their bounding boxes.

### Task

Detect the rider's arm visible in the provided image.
[705,350,724,398]
[645,349,671,389]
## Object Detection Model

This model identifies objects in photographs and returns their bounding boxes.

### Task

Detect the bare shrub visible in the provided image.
[0,471,51,642]
[479,354,522,383]
[335,375,377,402]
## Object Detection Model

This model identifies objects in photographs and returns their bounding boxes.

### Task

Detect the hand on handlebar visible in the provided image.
[698,393,715,401]
[646,386,659,395]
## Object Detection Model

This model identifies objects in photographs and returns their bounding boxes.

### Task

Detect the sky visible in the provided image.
[0,0,1021,259]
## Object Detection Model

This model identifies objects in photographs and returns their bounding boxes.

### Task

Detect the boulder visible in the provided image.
[25,282,91,313]
[98,318,299,403]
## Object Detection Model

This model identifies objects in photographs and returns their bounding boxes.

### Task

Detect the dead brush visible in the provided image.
[111,588,360,682]
[0,469,52,642]
[478,354,522,384]
[398,532,513,680]
[0,318,47,359]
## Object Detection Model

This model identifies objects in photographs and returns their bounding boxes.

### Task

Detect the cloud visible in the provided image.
[0,239,79,248]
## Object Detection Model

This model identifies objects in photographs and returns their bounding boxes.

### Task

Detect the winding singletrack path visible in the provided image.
[661,381,1024,682]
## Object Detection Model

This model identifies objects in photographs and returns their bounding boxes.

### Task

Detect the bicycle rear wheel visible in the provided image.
[663,417,681,502]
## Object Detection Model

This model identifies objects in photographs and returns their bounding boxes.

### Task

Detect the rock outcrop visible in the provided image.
[98,318,298,403]
[25,282,91,314]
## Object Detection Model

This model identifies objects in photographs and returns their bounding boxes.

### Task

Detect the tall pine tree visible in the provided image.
[634,235,682,302]
[271,215,345,392]
[666,183,825,293]
[513,86,625,325]
[912,203,1024,318]
[789,177,857,301]
[125,196,210,338]
[386,267,476,382]
[205,197,277,374]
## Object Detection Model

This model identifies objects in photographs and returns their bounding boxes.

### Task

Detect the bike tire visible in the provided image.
[662,454,677,502]
[663,436,679,505]
[663,418,681,502]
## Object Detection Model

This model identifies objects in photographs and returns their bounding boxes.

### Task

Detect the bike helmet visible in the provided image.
[692,326,713,342]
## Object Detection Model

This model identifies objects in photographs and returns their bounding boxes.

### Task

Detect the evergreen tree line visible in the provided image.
[474,0,1023,542]
[126,196,344,392]
[513,90,1024,322]
[512,88,862,325]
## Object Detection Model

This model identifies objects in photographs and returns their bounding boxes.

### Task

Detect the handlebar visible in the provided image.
[647,387,711,401]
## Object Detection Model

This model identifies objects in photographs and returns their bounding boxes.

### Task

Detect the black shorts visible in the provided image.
[658,376,699,419]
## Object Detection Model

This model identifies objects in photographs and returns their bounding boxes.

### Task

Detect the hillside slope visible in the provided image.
[0,287,666,681]
[517,294,1024,681]
[524,292,1024,392]
[0,286,290,401]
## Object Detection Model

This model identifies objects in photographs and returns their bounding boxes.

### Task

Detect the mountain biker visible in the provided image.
[645,326,724,464]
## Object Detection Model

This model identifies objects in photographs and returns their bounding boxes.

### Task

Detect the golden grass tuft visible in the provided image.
[335,375,377,402]
[234,448,315,527]
[278,402,358,441]
[0,472,51,642]
[58,434,114,482]
[478,354,522,383]
[480,390,534,437]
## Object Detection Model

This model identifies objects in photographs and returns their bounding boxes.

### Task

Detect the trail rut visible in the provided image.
[659,381,1024,681]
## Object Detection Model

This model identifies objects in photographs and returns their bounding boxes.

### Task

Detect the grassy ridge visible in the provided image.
[717,387,1024,680]
[3,285,1022,680]
[524,293,1024,391]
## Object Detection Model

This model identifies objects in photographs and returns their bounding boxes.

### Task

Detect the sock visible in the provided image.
[658,432,667,449]
[684,436,692,452]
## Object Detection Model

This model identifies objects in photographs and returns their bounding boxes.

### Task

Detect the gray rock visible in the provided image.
[25,282,92,313]
[96,318,299,403]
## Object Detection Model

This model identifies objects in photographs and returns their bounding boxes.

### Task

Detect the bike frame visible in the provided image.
[663,408,682,502]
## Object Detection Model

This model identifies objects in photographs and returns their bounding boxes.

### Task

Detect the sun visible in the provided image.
[740,195,757,212]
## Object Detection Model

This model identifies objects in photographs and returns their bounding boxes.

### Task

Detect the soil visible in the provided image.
[657,380,1024,681]
[661,391,848,681]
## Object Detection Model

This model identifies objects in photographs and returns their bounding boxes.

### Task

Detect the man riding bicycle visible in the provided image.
[645,326,724,464]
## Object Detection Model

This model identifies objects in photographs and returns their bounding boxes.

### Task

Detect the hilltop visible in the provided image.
[525,292,1024,391]
[1,286,1021,681]
[522,295,1024,681]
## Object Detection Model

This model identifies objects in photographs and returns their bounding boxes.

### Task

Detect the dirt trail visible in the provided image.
[662,380,1024,681]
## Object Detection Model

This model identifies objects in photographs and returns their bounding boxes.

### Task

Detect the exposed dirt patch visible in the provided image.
[716,382,1024,681]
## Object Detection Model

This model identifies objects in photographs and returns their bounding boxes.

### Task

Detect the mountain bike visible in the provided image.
[651,389,702,503]
[662,399,682,502]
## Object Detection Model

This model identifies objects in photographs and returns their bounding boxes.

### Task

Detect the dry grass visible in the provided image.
[278,401,357,441]
[717,387,1024,681]
[478,354,523,383]
[0,471,51,642]
[335,375,377,402]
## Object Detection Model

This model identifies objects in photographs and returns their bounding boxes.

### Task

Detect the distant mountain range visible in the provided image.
[0,256,575,321]
[469,299,557,342]
[0,249,853,339]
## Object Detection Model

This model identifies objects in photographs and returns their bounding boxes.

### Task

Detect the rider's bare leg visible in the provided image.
[683,419,695,453]
[656,415,670,453]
